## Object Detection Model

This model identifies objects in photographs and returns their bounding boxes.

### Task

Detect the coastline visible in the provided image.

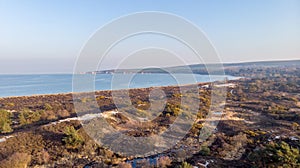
[0,78,241,100]
[0,73,240,98]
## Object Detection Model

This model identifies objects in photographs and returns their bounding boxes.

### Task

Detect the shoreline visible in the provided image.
[0,79,241,100]
[0,73,241,99]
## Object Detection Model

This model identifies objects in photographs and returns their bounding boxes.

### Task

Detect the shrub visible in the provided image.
[0,109,13,133]
[157,156,172,168]
[199,146,211,156]
[18,108,41,125]
[173,93,182,98]
[62,126,84,149]
[36,149,50,164]
[179,161,193,168]
[5,103,14,108]
[0,152,31,168]
[248,141,300,167]
[164,103,181,116]
[118,162,132,168]
[166,113,171,117]
[291,122,299,130]
[244,130,259,137]
[41,110,57,120]
[1,122,13,133]
[44,103,53,110]
[190,123,203,136]
[58,110,70,118]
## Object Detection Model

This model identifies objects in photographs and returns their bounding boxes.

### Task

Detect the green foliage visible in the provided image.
[164,103,181,116]
[5,103,15,108]
[190,123,203,136]
[96,95,106,101]
[199,146,211,156]
[18,108,41,125]
[173,93,182,98]
[268,105,289,114]
[44,103,53,110]
[244,130,259,137]
[248,141,300,167]
[62,126,84,149]
[291,122,299,130]
[0,109,13,133]
[179,162,193,168]
[1,122,13,133]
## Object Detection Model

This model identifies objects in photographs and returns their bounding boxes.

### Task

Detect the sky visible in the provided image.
[0,0,299,74]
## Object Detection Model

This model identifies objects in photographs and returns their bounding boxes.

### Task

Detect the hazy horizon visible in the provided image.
[0,58,298,75]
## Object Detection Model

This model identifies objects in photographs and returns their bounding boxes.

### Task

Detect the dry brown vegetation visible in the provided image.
[0,66,299,167]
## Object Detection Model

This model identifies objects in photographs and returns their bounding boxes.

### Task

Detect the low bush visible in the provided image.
[41,110,57,120]
[118,162,132,168]
[35,149,50,164]
[179,161,193,168]
[164,103,181,116]
[62,126,84,149]
[57,110,70,118]
[5,103,14,108]
[18,108,41,125]
[248,141,300,167]
[157,156,172,168]
[199,146,211,156]
[291,122,299,130]
[0,109,13,133]
[44,103,53,110]
[0,152,31,168]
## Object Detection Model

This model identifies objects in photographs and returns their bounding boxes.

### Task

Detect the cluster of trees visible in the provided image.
[226,66,300,78]
[0,103,72,131]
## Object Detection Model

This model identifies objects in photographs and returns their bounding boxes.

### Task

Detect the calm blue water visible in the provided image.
[0,74,239,97]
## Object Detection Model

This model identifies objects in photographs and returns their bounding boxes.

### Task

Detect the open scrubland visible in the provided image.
[0,65,299,168]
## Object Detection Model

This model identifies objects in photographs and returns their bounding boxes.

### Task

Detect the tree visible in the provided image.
[62,126,84,149]
[0,109,13,133]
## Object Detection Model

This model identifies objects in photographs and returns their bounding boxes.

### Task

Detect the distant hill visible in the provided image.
[87,59,300,75]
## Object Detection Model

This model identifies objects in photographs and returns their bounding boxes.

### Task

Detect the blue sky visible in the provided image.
[0,0,299,73]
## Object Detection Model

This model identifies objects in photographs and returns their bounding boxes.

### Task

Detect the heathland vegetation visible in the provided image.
[0,62,299,167]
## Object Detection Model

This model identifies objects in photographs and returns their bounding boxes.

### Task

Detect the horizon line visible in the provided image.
[1,58,299,75]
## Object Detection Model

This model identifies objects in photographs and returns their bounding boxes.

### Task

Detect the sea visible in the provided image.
[0,73,239,98]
